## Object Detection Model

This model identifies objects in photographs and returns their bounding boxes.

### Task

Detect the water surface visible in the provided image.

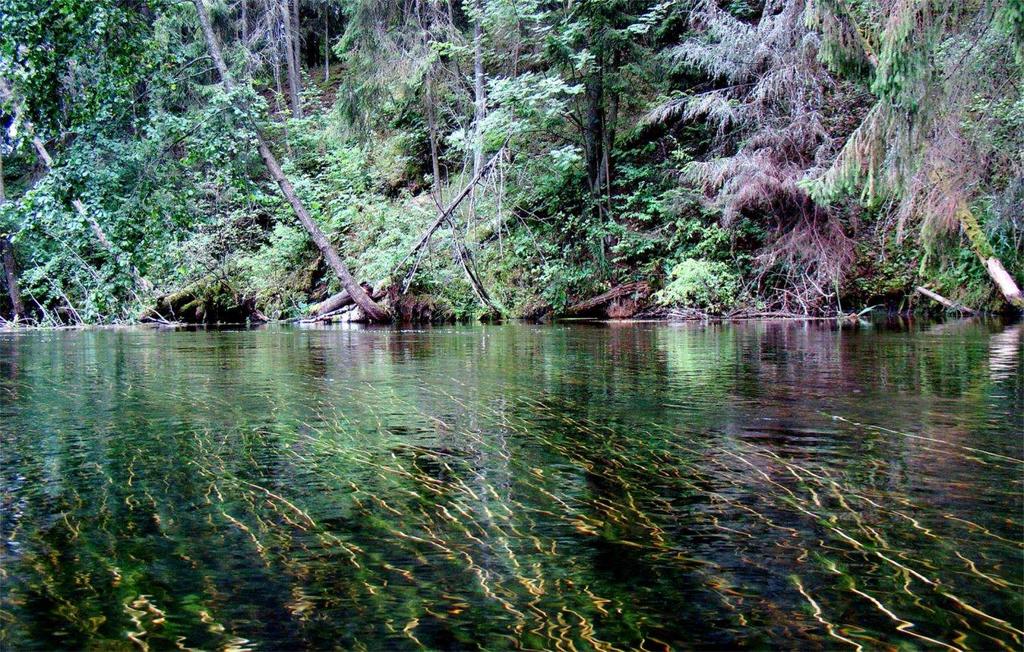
[1,320,1022,650]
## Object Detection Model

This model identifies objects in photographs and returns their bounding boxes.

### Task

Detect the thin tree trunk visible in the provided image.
[240,0,251,74]
[272,34,283,108]
[32,140,149,291]
[0,154,25,321]
[272,24,291,154]
[1,78,148,293]
[915,286,975,314]
[240,0,248,47]
[32,141,109,256]
[323,8,330,82]
[583,62,603,204]
[191,0,388,321]
[426,66,442,203]
[292,0,302,83]
[598,50,619,217]
[472,0,486,178]
[281,0,303,118]
[396,140,509,290]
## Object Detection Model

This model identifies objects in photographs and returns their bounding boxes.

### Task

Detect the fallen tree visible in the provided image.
[308,283,384,317]
[0,79,150,294]
[395,140,509,293]
[915,286,976,314]
[563,282,651,317]
[191,0,389,323]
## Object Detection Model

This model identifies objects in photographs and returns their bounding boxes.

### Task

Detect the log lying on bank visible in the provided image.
[563,282,651,317]
[915,286,976,314]
[308,284,385,318]
[140,281,261,324]
[307,288,451,324]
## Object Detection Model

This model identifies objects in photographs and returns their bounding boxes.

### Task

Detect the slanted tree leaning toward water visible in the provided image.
[190,0,389,323]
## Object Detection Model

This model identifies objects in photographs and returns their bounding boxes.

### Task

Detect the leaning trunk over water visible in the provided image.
[191,0,388,322]
[957,202,1024,310]
[29,137,151,293]
[395,140,509,293]
[915,286,975,314]
[309,283,383,317]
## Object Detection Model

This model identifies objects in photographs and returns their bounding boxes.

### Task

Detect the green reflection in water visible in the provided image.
[1,321,1021,650]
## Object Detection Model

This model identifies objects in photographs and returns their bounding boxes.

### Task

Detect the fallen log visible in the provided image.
[191,0,388,323]
[915,286,975,314]
[985,258,1024,309]
[309,284,385,317]
[394,139,510,289]
[563,282,651,317]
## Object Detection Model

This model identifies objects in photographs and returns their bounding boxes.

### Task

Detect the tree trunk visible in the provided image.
[583,63,603,206]
[28,136,150,291]
[309,283,384,317]
[281,0,303,118]
[985,258,1024,309]
[426,66,442,203]
[472,0,486,178]
[598,49,619,215]
[395,140,509,290]
[1,237,23,321]
[240,0,248,47]
[291,0,302,87]
[323,8,330,82]
[564,281,650,316]
[240,0,252,75]
[1,78,149,293]
[915,286,975,314]
[0,154,25,321]
[191,0,388,321]
[272,32,284,113]
[956,200,1024,310]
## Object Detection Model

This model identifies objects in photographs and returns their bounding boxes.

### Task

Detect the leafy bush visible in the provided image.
[655,258,740,312]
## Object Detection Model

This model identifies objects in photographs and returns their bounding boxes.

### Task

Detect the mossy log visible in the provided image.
[141,280,259,324]
[563,282,651,317]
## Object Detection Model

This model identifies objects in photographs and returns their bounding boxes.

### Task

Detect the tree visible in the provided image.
[650,0,858,311]
[190,0,389,321]
[806,0,1024,308]
[281,0,304,118]
[1,152,25,321]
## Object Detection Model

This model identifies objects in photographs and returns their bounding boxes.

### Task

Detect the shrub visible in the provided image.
[655,258,740,312]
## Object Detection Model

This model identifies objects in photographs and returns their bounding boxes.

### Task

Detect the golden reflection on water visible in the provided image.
[0,320,1021,650]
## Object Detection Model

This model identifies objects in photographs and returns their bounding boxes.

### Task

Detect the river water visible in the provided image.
[1,320,1021,650]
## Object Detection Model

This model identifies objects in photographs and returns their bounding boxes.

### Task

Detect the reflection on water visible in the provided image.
[0,320,1021,650]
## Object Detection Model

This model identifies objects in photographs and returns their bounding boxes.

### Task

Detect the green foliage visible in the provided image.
[1,0,1019,324]
[655,259,740,313]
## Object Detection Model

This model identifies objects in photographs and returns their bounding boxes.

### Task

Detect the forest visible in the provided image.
[1,0,1022,325]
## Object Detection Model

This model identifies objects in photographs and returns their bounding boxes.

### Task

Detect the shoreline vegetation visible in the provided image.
[2,1,1022,329]
[0,308,1006,333]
